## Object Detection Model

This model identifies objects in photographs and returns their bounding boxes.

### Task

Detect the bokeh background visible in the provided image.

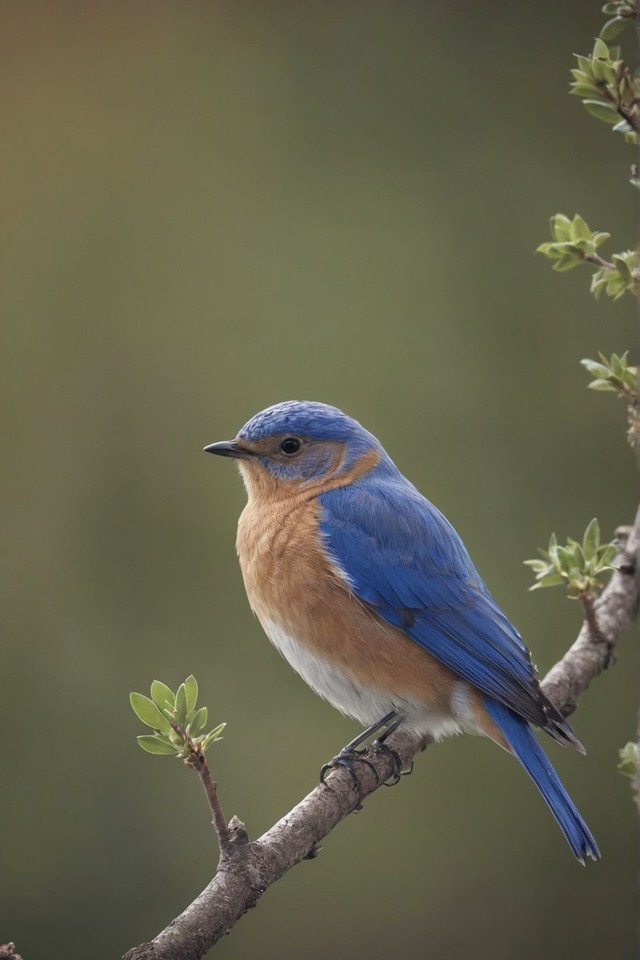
[2,2,638,958]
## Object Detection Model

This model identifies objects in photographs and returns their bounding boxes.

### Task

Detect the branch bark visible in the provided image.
[124,513,640,960]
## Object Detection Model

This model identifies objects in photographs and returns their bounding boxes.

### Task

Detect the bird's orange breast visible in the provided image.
[235,487,461,715]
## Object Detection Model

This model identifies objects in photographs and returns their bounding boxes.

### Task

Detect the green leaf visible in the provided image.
[536,242,562,258]
[623,365,638,390]
[580,358,610,377]
[201,722,227,751]
[590,271,608,297]
[606,271,629,299]
[184,675,198,713]
[612,255,632,282]
[190,706,208,736]
[550,213,572,240]
[588,378,617,391]
[552,257,581,273]
[582,99,621,124]
[175,683,189,725]
[552,241,583,256]
[618,742,639,778]
[570,83,601,98]
[600,16,629,40]
[598,543,618,565]
[609,353,624,377]
[130,693,172,732]
[150,680,175,711]
[575,55,594,75]
[592,231,611,248]
[569,214,592,242]
[592,37,610,59]
[137,735,179,755]
[569,543,585,566]
[582,519,600,560]
[555,546,573,573]
[593,58,616,84]
[530,573,566,590]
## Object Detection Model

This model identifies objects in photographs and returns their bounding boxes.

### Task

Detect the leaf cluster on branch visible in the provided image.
[524,518,618,598]
[570,35,638,137]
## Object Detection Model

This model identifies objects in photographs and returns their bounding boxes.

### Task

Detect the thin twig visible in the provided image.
[190,753,230,850]
[579,593,603,641]
[583,252,616,270]
[170,720,231,853]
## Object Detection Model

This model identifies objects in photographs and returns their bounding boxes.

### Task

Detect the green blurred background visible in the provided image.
[2,2,638,958]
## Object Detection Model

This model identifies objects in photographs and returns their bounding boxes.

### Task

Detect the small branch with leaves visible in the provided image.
[581,351,638,400]
[581,352,640,447]
[537,16,639,300]
[523,517,631,658]
[570,33,639,136]
[130,678,229,852]
[524,518,619,638]
[536,214,638,299]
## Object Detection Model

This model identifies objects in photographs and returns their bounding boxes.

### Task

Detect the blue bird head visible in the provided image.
[205,401,388,492]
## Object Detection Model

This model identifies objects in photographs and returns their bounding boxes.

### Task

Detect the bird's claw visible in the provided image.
[382,761,414,786]
[320,748,381,805]
[373,741,414,786]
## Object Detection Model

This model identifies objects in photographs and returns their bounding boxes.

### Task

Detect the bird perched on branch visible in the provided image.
[205,400,599,862]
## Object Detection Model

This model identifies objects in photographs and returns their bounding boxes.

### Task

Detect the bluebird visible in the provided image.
[205,400,599,862]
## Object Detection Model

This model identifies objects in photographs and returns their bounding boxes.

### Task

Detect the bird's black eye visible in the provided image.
[280,437,301,455]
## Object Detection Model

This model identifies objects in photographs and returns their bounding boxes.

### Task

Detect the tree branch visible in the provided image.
[542,509,640,716]
[583,252,616,270]
[170,718,231,853]
[123,512,640,960]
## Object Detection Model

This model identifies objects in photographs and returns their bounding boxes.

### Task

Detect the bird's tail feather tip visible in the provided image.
[557,717,587,755]
[546,711,587,754]
[484,697,600,864]
[568,824,600,864]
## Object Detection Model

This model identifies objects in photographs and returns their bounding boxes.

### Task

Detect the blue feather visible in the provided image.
[319,462,576,742]
[483,698,600,862]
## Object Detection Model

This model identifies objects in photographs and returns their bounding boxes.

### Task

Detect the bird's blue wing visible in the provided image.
[318,469,566,734]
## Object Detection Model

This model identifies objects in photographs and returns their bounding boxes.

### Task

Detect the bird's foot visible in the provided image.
[320,711,407,803]
[373,740,414,786]
[320,748,380,808]
[320,747,380,784]
[373,723,414,785]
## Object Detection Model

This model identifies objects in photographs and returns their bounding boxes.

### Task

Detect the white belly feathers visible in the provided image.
[259,614,462,741]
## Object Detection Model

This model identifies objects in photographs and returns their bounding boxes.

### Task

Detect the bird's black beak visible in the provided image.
[203,440,253,460]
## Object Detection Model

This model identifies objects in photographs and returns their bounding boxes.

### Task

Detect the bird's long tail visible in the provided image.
[484,696,600,863]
